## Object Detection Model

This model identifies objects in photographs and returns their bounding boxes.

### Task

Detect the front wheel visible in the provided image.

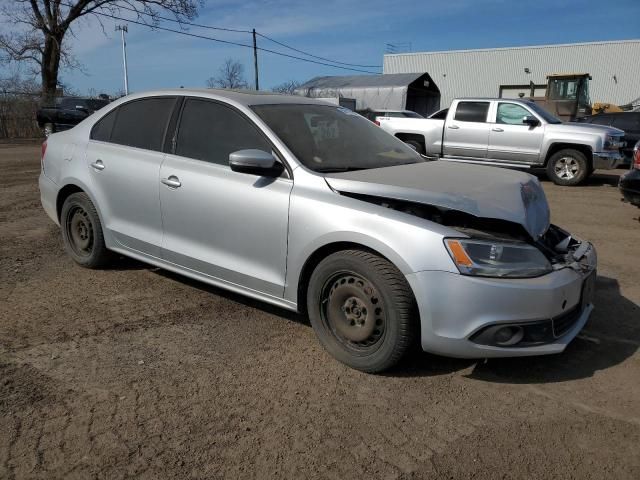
[307,250,417,373]
[60,192,112,268]
[546,149,590,186]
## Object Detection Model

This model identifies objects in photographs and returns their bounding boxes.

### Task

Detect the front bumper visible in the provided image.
[406,243,597,358]
[593,150,624,169]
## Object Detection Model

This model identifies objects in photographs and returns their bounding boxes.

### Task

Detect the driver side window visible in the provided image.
[175,99,271,166]
[497,103,531,125]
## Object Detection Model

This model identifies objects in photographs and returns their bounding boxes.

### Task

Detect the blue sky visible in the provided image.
[20,0,640,95]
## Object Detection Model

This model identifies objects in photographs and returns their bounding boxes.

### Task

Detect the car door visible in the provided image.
[488,102,545,164]
[159,98,292,297]
[85,96,177,257]
[443,101,490,159]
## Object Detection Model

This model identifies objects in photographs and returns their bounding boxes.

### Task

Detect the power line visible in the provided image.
[78,9,381,74]
[256,32,381,69]
[59,1,381,71]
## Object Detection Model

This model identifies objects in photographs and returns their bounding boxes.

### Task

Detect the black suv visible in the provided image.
[37,97,110,137]
[578,111,640,165]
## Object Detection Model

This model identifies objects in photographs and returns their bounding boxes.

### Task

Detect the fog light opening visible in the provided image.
[494,326,524,346]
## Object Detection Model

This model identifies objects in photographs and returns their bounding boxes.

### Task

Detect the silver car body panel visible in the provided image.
[39,88,596,359]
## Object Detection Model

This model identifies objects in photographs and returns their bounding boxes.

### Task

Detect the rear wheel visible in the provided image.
[307,250,417,373]
[546,149,590,186]
[61,192,112,268]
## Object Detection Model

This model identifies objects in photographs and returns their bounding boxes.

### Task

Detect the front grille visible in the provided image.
[552,306,582,338]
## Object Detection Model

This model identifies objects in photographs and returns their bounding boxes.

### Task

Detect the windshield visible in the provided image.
[527,102,562,124]
[251,104,424,172]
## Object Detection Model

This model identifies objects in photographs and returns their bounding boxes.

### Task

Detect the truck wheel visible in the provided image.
[61,192,112,268]
[404,139,425,155]
[307,249,417,373]
[43,123,55,137]
[546,149,590,186]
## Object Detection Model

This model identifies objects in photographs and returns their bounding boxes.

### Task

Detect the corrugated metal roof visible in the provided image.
[384,39,640,108]
[298,73,422,89]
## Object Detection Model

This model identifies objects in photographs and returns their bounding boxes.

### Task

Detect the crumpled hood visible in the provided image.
[325,161,551,239]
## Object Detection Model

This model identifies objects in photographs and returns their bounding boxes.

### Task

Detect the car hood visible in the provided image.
[553,122,624,136]
[325,161,551,239]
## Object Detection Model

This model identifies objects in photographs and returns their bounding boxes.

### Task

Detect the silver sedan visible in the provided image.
[39,89,597,372]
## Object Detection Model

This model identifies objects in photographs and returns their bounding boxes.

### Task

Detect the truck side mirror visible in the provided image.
[523,115,540,127]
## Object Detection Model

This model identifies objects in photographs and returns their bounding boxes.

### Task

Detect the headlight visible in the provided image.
[444,238,552,278]
[604,135,623,150]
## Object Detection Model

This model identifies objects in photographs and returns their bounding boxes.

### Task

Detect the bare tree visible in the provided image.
[271,80,302,95]
[206,58,248,89]
[0,1,201,104]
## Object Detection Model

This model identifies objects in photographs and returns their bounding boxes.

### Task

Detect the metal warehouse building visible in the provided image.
[383,40,640,110]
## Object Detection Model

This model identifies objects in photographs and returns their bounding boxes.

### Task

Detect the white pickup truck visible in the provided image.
[377,98,625,185]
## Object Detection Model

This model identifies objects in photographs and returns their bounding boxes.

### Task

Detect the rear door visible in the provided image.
[443,101,490,158]
[85,96,177,257]
[488,102,545,164]
[159,98,292,297]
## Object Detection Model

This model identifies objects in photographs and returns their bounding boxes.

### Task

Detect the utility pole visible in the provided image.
[115,25,129,95]
[252,28,259,91]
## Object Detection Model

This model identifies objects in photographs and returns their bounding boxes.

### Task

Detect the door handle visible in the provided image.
[161,176,181,188]
[91,159,105,171]
[492,127,504,132]
[448,125,460,129]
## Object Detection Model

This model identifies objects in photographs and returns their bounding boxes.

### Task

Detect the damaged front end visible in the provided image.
[340,191,596,277]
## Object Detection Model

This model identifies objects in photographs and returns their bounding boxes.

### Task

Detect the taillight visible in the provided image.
[633,143,640,169]
[374,120,380,126]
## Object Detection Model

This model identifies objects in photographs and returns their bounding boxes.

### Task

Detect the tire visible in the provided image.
[43,123,55,137]
[546,149,590,186]
[404,139,425,155]
[307,249,417,373]
[60,192,112,268]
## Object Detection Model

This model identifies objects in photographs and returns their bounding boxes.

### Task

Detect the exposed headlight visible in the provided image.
[444,238,552,278]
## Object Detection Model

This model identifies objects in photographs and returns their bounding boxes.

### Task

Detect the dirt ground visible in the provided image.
[1,142,639,480]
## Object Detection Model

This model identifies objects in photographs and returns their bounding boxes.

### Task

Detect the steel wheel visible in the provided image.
[321,271,386,353]
[65,205,94,258]
[307,250,417,372]
[554,156,580,180]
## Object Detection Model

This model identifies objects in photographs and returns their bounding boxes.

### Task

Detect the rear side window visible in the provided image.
[90,109,117,142]
[109,97,176,151]
[175,99,270,165]
[454,102,489,122]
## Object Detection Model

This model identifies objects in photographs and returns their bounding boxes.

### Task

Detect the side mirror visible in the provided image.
[229,149,284,177]
[523,115,540,127]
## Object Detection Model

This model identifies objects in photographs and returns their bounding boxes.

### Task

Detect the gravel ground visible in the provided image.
[1,143,639,479]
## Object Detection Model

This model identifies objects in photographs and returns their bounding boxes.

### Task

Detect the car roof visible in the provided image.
[116,88,328,107]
